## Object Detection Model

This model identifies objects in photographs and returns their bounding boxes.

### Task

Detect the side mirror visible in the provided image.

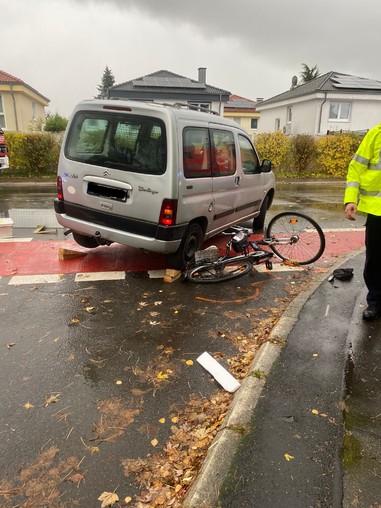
[261,159,272,173]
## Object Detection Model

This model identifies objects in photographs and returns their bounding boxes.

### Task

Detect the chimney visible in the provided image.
[198,67,207,84]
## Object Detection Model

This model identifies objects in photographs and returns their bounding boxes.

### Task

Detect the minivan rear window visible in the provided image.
[65,111,167,175]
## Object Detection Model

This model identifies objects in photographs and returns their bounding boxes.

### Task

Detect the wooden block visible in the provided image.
[163,272,181,283]
[58,247,87,260]
[165,268,181,278]
[34,225,57,234]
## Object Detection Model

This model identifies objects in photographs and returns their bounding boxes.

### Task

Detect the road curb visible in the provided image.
[183,248,364,508]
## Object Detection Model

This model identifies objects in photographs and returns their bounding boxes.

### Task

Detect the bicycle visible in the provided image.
[186,211,325,284]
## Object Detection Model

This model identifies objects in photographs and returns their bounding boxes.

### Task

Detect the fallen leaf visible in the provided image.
[85,306,96,313]
[311,409,319,415]
[171,416,179,423]
[151,438,158,447]
[157,372,168,380]
[24,402,34,409]
[124,497,132,504]
[6,343,15,349]
[70,318,80,325]
[284,453,295,461]
[116,380,123,385]
[159,418,166,424]
[68,472,85,484]
[98,491,119,507]
[44,393,61,407]
[185,360,194,366]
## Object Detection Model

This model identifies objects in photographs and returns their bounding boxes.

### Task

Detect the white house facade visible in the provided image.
[257,72,381,135]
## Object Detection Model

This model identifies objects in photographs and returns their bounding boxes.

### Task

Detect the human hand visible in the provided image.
[345,202,357,220]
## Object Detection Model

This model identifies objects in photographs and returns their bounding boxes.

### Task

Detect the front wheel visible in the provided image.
[266,212,325,265]
[187,257,252,284]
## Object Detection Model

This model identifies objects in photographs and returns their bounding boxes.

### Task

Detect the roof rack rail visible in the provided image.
[174,102,220,115]
[163,102,220,116]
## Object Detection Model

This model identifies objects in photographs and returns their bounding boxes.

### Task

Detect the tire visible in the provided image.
[187,257,252,284]
[253,195,269,231]
[72,232,99,249]
[168,223,204,269]
[266,212,325,265]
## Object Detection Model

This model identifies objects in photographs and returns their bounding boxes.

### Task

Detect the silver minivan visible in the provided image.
[54,100,275,267]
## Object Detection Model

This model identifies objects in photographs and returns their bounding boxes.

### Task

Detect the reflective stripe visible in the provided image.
[346,181,359,189]
[353,153,369,165]
[369,149,381,170]
[360,189,381,198]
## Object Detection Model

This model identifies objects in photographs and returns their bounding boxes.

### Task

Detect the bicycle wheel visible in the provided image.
[266,212,325,265]
[187,257,252,284]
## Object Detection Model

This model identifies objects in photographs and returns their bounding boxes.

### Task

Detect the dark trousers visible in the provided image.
[364,213,381,305]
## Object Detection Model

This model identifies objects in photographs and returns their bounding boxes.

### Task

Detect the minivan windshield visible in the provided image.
[65,111,167,175]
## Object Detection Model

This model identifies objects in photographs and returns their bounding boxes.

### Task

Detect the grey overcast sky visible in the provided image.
[3,0,381,117]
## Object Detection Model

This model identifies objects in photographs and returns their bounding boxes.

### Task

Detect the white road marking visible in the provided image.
[8,274,64,285]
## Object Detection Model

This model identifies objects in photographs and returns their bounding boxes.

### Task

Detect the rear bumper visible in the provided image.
[54,199,187,254]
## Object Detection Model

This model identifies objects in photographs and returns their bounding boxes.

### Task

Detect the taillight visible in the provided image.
[159,199,178,226]
[57,176,64,201]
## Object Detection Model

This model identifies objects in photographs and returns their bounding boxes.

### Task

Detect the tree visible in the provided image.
[95,66,115,99]
[300,64,320,84]
[44,113,68,132]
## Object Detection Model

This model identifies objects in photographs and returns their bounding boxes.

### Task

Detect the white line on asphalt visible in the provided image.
[8,274,64,285]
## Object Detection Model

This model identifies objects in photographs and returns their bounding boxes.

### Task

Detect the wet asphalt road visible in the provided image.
[0,261,311,507]
[0,179,360,507]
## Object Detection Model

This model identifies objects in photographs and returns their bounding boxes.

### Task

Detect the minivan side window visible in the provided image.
[238,135,260,174]
[183,128,211,178]
[65,112,167,175]
[211,129,236,177]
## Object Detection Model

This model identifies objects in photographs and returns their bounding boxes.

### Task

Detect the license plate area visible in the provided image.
[87,182,128,202]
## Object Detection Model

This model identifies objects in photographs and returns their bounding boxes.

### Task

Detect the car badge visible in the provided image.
[103,169,110,177]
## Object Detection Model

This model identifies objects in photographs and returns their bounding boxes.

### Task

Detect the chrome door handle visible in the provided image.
[235,176,241,185]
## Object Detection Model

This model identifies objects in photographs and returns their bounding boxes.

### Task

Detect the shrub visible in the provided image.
[4,132,61,177]
[289,134,316,175]
[254,131,289,171]
[315,133,362,178]
[44,113,68,133]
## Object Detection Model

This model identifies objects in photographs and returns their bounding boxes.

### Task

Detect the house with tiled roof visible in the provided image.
[223,95,261,140]
[0,70,49,131]
[108,68,231,115]
[256,71,381,135]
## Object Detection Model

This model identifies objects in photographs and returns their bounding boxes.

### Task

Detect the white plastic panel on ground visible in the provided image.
[74,271,126,282]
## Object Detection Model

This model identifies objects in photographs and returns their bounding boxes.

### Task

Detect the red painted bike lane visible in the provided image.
[0,228,365,277]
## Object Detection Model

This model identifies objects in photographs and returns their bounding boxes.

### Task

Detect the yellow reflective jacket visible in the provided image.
[344,122,381,216]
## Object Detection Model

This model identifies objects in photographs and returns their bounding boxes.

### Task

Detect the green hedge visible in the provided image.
[3,132,62,177]
[255,132,363,178]
[1,130,364,179]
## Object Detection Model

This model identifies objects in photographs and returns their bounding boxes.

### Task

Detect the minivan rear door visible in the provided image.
[61,107,170,232]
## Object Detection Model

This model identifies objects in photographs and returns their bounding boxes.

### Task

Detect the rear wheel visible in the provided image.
[72,232,99,249]
[187,257,252,284]
[168,223,204,269]
[266,212,325,265]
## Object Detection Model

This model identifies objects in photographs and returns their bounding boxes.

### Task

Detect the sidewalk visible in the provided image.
[184,251,381,508]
